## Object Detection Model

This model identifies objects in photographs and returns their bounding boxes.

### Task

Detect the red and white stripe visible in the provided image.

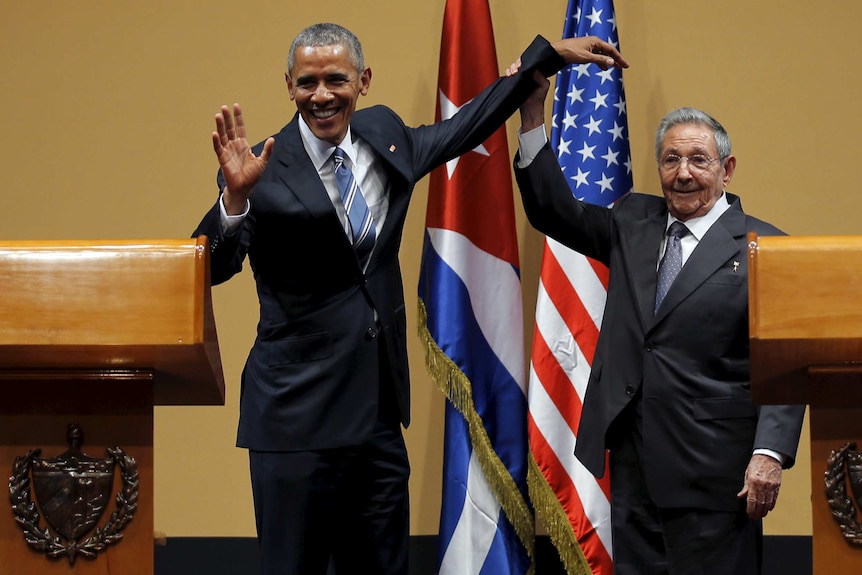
[528,238,613,573]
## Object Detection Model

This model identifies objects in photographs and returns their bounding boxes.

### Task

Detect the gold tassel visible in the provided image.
[527,454,592,575]
[417,298,536,569]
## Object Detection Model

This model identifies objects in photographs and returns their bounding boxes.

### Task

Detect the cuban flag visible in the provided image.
[417,0,533,573]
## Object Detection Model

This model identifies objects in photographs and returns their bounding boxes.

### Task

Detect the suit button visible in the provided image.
[625,385,636,396]
[365,327,377,340]
[644,341,654,352]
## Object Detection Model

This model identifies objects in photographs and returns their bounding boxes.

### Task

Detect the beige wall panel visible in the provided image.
[7,0,854,538]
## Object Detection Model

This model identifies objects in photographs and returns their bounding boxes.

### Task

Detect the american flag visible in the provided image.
[418,0,533,573]
[527,0,632,573]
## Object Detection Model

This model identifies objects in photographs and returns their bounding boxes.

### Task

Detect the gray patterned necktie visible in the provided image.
[333,147,376,268]
[655,221,689,311]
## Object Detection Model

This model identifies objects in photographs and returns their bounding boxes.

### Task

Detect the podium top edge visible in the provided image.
[0,238,207,250]
[748,233,862,250]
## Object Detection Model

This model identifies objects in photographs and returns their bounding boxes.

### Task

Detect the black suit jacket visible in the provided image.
[194,36,565,452]
[515,143,805,511]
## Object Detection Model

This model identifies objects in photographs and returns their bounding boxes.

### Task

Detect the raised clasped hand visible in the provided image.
[553,35,629,70]
[506,35,628,77]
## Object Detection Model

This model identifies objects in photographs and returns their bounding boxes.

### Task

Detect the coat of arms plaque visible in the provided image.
[825,441,862,546]
[7,423,138,564]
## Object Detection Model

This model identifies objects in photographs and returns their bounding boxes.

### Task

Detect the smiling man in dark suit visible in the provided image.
[192,22,627,575]
[513,72,805,574]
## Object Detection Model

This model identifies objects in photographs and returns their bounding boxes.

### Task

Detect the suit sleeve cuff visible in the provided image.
[219,191,249,236]
[516,125,549,168]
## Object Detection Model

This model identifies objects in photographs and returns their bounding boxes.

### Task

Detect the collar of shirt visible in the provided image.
[297,115,359,171]
[663,192,731,241]
[295,113,388,254]
[660,192,731,266]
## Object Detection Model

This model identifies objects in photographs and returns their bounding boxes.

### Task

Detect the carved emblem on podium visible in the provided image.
[7,423,139,564]
[825,442,862,546]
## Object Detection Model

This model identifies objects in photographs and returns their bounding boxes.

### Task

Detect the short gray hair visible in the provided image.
[287,23,364,75]
[654,107,731,160]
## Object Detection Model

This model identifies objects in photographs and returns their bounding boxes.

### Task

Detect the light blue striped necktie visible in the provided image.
[333,147,376,268]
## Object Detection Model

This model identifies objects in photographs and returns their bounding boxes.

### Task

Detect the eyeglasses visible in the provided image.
[659,154,722,172]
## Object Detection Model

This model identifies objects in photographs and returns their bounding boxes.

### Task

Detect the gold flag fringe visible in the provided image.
[527,453,592,575]
[417,298,536,572]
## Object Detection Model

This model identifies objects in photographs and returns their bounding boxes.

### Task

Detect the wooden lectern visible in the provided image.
[749,233,862,573]
[0,238,225,574]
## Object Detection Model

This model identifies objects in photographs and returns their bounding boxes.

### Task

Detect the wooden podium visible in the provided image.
[748,233,862,573]
[0,238,225,574]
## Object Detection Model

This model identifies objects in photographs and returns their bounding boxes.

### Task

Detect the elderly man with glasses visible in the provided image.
[513,74,805,575]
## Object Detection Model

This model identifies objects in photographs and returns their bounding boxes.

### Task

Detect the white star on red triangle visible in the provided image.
[439,89,489,179]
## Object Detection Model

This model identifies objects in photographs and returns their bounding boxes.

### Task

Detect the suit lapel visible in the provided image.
[621,200,668,330]
[269,118,342,221]
[264,108,414,271]
[352,108,412,179]
[351,109,412,259]
[652,197,746,324]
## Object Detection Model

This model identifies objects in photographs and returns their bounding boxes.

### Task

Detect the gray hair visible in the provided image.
[654,107,731,160]
[287,23,365,75]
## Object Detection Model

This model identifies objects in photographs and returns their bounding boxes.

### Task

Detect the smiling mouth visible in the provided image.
[312,108,339,120]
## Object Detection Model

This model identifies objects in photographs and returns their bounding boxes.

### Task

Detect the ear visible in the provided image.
[721,155,737,187]
[359,67,372,96]
[285,72,296,101]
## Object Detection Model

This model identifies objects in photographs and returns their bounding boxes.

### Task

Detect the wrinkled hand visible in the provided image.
[505,58,523,77]
[212,103,274,214]
[737,454,782,519]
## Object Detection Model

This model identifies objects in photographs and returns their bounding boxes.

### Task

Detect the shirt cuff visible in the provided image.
[516,124,549,168]
[219,191,250,236]
[753,448,785,465]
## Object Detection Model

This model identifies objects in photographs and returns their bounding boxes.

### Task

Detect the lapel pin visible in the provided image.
[732,261,740,272]
[389,145,396,152]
